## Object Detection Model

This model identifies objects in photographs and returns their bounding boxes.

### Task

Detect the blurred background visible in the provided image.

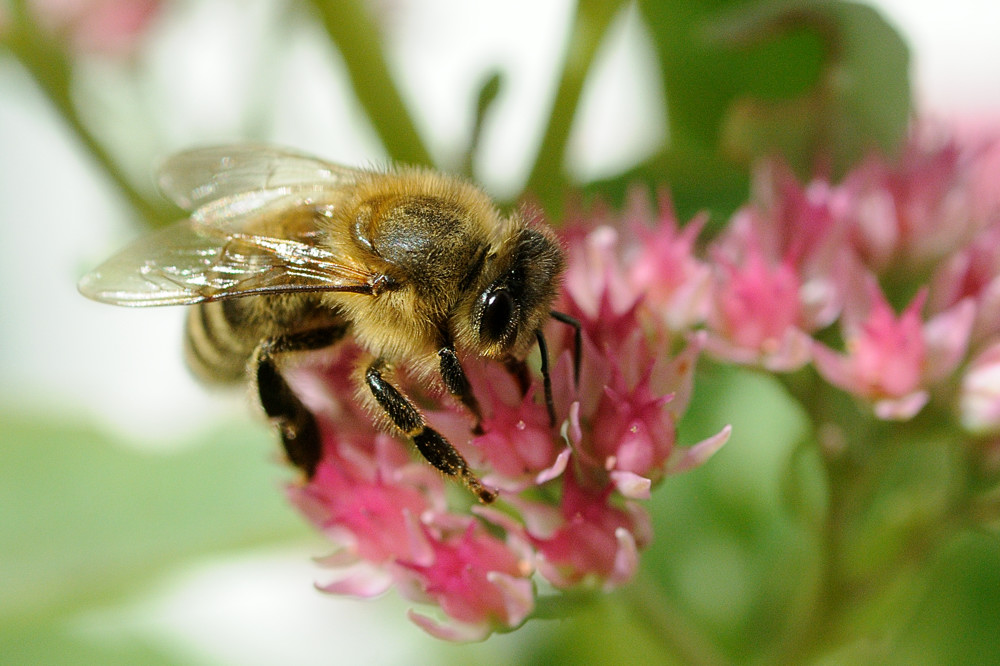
[2,1,999,663]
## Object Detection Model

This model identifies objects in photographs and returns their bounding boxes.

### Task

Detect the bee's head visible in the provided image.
[457,220,565,359]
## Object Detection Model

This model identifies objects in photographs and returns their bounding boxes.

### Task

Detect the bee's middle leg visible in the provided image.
[255,324,347,478]
[365,358,497,503]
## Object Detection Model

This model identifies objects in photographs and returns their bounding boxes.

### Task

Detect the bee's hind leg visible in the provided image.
[365,357,497,503]
[255,325,347,478]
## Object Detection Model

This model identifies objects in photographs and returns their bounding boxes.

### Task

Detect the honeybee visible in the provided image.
[78,145,575,503]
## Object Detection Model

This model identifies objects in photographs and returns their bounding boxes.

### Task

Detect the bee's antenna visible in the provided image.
[550,310,581,388]
[535,330,557,427]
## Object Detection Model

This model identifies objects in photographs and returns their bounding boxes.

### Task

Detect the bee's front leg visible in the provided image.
[437,346,483,434]
[365,358,497,503]
[255,325,347,478]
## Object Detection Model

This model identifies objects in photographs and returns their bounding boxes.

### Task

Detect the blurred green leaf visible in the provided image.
[633,0,910,200]
[888,531,1000,666]
[521,595,686,666]
[2,620,183,666]
[582,144,749,231]
[638,0,825,150]
[0,408,310,624]
[713,1,911,177]
[780,436,828,529]
[837,428,963,585]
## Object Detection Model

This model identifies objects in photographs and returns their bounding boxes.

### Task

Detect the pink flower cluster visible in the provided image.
[702,123,999,423]
[286,120,1000,640]
[284,204,730,641]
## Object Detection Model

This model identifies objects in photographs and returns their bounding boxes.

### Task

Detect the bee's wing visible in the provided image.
[157,144,365,215]
[78,219,377,307]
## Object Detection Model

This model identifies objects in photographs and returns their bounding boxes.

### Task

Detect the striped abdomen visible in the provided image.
[184,299,260,384]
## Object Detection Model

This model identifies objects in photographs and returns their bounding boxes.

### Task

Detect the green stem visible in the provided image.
[307,0,433,167]
[619,569,730,666]
[524,0,627,216]
[3,5,171,228]
[768,378,974,663]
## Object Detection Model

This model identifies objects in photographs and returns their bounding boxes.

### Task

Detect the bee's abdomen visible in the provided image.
[184,300,258,384]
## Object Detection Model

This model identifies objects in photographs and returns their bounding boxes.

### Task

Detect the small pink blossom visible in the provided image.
[465,363,570,492]
[959,340,1000,434]
[740,160,848,276]
[812,280,974,419]
[511,469,650,589]
[842,125,995,273]
[705,243,814,371]
[625,190,713,331]
[930,225,1000,344]
[399,521,534,641]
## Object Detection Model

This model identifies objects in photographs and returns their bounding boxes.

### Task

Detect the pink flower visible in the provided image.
[841,124,996,274]
[518,469,650,589]
[812,279,975,420]
[740,160,848,276]
[287,208,728,640]
[705,243,815,371]
[400,521,534,642]
[625,189,713,331]
[464,363,570,492]
[702,162,845,371]
[959,340,1000,434]
[930,224,1000,344]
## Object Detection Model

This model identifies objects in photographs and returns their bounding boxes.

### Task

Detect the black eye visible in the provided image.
[480,288,514,343]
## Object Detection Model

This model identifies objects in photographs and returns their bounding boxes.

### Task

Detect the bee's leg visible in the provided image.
[502,357,532,397]
[550,310,582,386]
[255,325,348,478]
[366,358,497,504]
[437,346,483,434]
[535,330,557,427]
[501,313,581,428]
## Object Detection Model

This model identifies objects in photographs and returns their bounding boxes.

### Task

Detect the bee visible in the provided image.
[78,145,576,503]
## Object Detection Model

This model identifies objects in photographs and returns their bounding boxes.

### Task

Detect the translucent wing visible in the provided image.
[157,144,366,220]
[78,219,378,307]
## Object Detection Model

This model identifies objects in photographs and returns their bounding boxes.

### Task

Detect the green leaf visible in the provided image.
[637,0,911,183]
[713,1,912,177]
[1,619,184,666]
[887,532,1000,665]
[837,432,963,585]
[581,144,749,230]
[0,408,310,624]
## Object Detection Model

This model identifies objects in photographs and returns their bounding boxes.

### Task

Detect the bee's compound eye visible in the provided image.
[480,288,514,343]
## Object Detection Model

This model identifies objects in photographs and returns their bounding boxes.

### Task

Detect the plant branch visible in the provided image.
[524,0,627,215]
[619,569,730,666]
[3,3,171,227]
[307,0,433,167]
